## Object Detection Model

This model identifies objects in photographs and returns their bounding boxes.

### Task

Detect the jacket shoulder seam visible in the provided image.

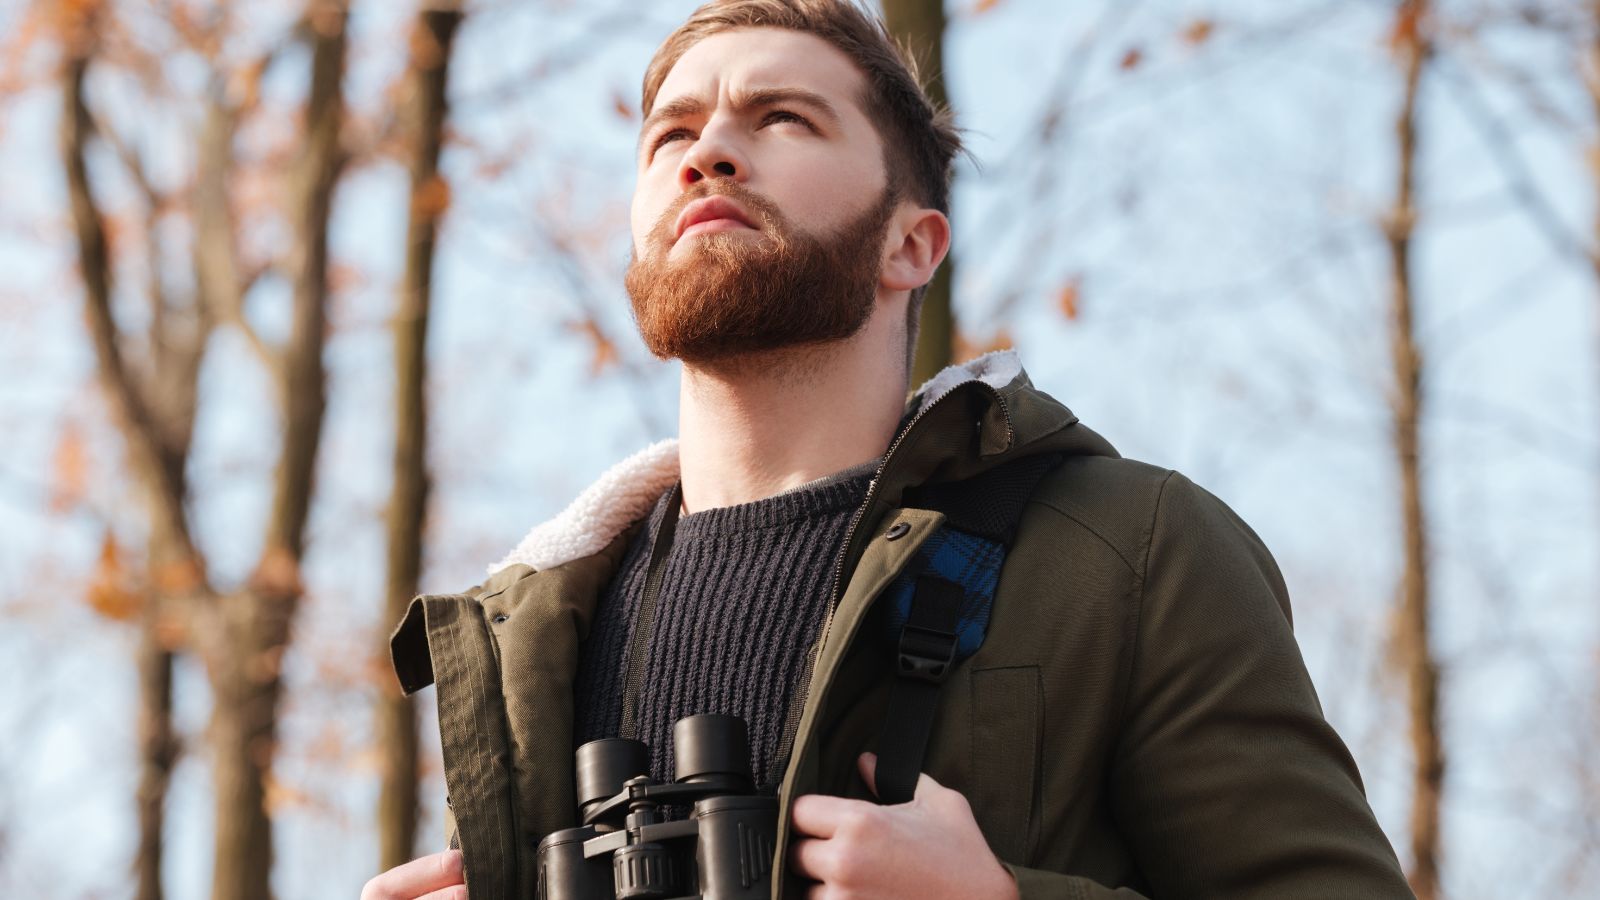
[1119,469,1180,751]
[1026,495,1142,576]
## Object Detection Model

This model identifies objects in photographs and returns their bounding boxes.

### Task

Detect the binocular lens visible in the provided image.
[673,714,753,787]
[576,737,651,820]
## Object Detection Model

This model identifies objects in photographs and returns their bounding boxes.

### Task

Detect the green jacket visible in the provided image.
[391,351,1412,898]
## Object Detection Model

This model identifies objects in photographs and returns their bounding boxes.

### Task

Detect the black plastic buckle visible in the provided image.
[897,623,958,683]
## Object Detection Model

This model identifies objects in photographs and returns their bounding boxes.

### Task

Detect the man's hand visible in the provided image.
[360,849,466,900]
[789,752,1020,900]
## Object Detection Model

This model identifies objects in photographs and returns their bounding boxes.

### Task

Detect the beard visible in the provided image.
[625,181,897,367]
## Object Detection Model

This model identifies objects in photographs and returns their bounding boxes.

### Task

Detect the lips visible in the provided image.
[673,195,758,243]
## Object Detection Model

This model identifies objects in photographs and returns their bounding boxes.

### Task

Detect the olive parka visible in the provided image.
[390,350,1413,899]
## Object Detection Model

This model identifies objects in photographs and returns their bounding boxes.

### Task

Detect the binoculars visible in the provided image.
[537,714,778,900]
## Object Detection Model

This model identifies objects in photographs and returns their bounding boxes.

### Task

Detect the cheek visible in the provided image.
[629,191,657,248]
[768,147,882,229]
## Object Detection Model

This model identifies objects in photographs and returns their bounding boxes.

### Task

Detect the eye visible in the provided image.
[761,109,813,129]
[649,128,695,157]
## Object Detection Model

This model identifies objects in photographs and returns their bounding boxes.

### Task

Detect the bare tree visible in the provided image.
[1383,2,1443,896]
[56,1,349,896]
[57,5,209,896]
[207,7,346,897]
[376,0,464,871]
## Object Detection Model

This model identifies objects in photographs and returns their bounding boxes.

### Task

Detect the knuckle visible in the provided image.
[838,805,879,839]
[944,786,973,815]
[830,844,867,884]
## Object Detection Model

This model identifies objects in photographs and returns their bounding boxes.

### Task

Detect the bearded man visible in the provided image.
[363,1,1413,898]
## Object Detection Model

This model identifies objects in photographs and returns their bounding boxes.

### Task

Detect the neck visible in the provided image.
[677,318,906,515]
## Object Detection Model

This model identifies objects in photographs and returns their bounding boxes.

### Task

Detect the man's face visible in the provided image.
[626,28,898,365]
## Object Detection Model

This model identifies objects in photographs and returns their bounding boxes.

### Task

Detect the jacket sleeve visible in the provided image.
[1003,862,1154,898]
[1009,471,1411,899]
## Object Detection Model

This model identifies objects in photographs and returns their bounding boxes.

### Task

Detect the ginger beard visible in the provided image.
[626,181,898,366]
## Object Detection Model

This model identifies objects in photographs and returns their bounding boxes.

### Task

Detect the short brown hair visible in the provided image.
[640,0,962,374]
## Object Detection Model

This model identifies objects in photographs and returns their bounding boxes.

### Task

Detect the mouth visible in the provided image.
[674,195,758,244]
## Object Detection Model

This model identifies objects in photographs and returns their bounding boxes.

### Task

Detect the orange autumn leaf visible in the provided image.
[50,421,89,514]
[973,0,1003,13]
[1057,276,1083,321]
[1181,19,1215,47]
[1387,2,1422,55]
[611,92,635,121]
[411,174,452,222]
[1119,47,1144,71]
[87,532,142,622]
[264,772,316,815]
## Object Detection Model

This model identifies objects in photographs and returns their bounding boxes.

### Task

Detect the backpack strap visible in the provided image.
[873,453,1063,804]
[392,594,521,900]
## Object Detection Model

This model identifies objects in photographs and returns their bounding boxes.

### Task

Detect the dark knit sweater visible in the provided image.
[572,458,879,792]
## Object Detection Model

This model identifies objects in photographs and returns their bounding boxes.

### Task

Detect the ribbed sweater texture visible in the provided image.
[573,459,878,792]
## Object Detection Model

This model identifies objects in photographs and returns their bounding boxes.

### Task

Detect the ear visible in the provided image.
[880,205,950,293]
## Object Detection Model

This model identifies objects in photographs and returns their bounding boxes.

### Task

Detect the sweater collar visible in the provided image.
[487,350,1025,577]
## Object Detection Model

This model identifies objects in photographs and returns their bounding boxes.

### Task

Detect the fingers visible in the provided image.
[360,850,464,900]
[789,836,836,882]
[790,792,874,839]
[416,887,468,900]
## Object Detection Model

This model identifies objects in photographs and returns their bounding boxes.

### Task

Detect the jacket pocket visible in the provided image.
[968,665,1043,865]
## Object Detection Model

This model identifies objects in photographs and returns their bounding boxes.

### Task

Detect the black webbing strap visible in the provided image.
[872,453,1064,806]
[904,452,1062,546]
[391,595,520,899]
[874,575,964,804]
[619,481,684,741]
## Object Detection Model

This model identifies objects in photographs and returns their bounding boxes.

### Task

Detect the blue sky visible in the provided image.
[1,0,1596,896]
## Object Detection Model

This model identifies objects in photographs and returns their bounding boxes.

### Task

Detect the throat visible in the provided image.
[672,342,902,512]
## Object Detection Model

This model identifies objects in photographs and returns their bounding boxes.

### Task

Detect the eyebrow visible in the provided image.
[639,87,844,151]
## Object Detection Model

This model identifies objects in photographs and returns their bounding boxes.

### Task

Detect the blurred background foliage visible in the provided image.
[0,0,1595,897]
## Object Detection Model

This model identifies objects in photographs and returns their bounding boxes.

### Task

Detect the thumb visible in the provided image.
[858,751,940,803]
[858,751,880,797]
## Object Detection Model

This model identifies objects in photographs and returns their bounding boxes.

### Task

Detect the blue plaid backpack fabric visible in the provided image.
[879,526,1007,662]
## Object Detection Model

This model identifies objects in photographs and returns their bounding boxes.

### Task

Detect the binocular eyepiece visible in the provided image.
[537,714,777,900]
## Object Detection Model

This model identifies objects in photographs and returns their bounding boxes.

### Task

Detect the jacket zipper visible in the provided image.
[770,381,1014,786]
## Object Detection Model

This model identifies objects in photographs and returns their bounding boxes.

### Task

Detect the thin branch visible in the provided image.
[262,0,345,561]
[192,85,283,389]
[1434,55,1600,272]
[59,45,202,573]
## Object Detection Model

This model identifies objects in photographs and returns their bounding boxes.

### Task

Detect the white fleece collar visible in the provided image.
[486,349,1023,577]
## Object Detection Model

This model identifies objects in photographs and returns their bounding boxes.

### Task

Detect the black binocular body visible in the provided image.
[536,714,777,900]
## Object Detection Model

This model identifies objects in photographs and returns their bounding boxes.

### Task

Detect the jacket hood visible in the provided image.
[487,350,1115,577]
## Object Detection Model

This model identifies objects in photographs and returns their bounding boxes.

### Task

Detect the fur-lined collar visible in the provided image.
[486,350,1024,577]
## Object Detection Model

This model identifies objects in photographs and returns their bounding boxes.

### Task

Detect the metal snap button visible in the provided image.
[492,613,509,624]
[885,522,911,541]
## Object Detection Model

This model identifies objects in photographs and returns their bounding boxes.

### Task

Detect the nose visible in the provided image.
[678,119,749,188]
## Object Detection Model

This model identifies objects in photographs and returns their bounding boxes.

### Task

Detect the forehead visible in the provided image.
[652,27,870,120]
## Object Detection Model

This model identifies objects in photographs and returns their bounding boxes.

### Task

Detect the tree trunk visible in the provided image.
[209,5,347,898]
[1385,3,1443,897]
[377,2,462,870]
[880,0,955,385]
[133,604,176,900]
[58,3,346,897]
[60,28,210,900]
